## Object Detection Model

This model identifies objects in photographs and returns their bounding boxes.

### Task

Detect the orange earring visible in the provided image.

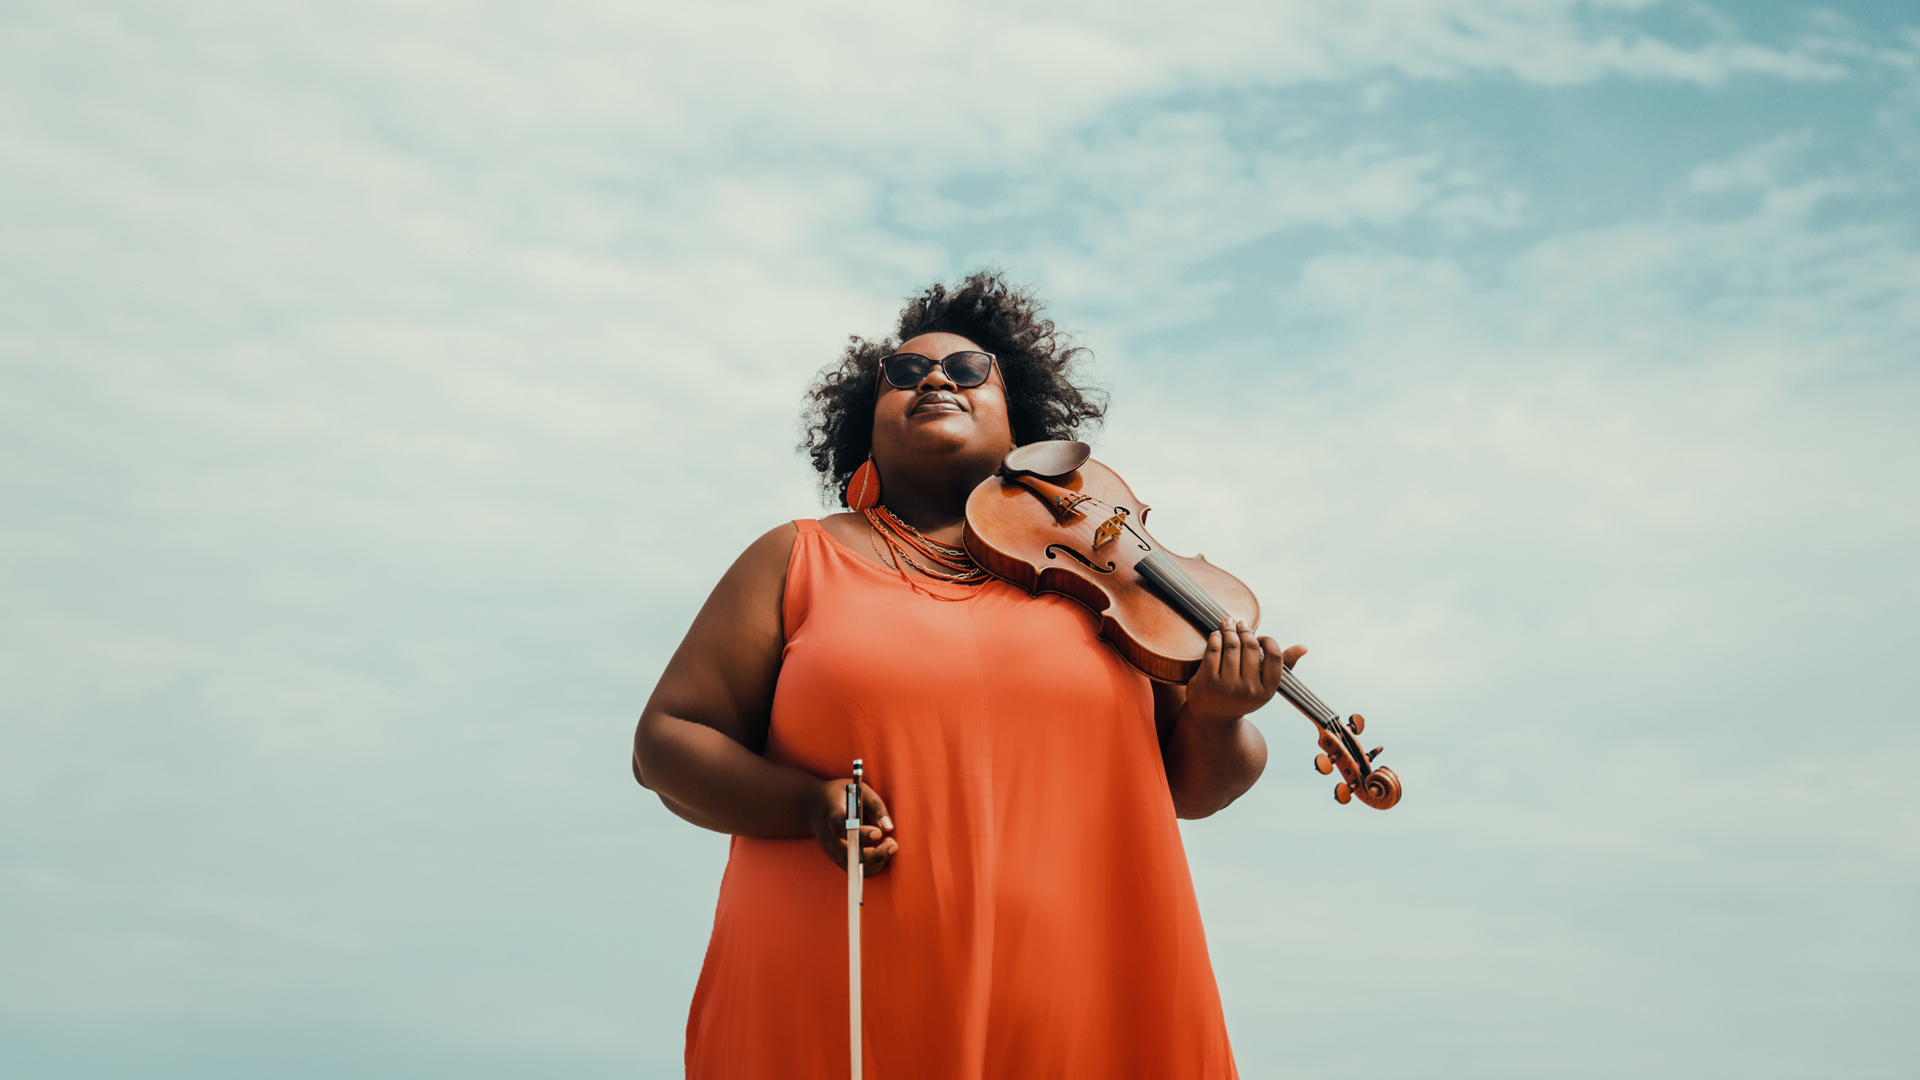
[845,456,881,511]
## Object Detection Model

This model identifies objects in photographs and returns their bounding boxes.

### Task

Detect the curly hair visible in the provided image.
[800,271,1107,507]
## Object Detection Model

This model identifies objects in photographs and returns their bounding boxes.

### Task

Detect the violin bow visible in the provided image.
[846,759,864,1080]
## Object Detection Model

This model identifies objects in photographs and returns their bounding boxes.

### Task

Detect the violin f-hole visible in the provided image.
[1045,544,1116,574]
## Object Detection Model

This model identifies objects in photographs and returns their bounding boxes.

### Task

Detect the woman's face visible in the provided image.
[870,332,1014,479]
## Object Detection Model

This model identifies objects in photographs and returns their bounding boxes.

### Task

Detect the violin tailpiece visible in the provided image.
[1008,473,1092,522]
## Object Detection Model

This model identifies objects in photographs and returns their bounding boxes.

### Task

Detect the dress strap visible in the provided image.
[782,519,827,643]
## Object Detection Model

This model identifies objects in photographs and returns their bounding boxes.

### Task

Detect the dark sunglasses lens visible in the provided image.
[882,354,933,388]
[944,352,992,387]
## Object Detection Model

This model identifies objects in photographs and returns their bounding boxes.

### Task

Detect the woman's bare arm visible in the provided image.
[633,524,895,869]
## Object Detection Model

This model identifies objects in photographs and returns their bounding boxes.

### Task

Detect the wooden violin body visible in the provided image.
[963,445,1403,810]
[965,458,1250,683]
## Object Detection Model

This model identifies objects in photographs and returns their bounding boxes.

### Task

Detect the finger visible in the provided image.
[1202,621,1224,682]
[860,783,894,831]
[1257,636,1286,694]
[1281,644,1307,670]
[1216,617,1241,678]
[1235,621,1262,684]
[861,836,899,873]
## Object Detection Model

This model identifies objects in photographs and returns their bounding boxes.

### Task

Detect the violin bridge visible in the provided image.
[1091,509,1128,548]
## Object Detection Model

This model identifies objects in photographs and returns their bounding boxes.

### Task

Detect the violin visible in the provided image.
[963,441,1402,810]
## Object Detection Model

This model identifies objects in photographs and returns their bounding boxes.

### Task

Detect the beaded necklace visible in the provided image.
[863,506,990,586]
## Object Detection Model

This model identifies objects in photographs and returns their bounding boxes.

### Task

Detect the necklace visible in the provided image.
[863,506,990,586]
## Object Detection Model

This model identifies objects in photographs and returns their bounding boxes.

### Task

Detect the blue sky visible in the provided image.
[3,2,1917,1077]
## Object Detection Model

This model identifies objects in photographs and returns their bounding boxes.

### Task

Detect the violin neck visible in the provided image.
[1136,551,1341,731]
[1275,668,1341,730]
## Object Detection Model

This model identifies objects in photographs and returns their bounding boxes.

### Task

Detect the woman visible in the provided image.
[633,273,1300,1079]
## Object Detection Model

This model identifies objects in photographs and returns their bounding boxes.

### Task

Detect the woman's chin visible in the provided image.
[902,413,977,444]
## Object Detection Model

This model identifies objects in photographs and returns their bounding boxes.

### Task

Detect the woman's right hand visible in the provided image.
[811,778,897,874]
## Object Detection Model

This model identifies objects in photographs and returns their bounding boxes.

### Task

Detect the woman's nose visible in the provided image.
[917,363,959,391]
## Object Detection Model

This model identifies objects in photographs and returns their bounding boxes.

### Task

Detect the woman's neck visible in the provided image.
[876,491,966,545]
[872,441,1005,544]
[874,461,993,544]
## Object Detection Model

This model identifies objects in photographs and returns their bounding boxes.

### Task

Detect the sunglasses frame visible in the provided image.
[875,350,999,391]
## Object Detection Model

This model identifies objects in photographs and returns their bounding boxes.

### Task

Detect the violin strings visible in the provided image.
[1278,670,1338,727]
[1022,484,1356,735]
[1139,546,1344,729]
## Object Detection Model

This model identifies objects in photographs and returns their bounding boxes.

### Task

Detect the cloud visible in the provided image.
[2,1,1916,1077]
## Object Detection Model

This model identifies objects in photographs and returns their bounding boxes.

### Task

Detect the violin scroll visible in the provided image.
[1359,767,1402,809]
[1314,714,1401,810]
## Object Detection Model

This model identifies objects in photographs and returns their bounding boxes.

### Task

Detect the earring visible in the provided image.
[844,456,881,511]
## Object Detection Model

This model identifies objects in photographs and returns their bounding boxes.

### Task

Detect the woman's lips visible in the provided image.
[911,393,965,415]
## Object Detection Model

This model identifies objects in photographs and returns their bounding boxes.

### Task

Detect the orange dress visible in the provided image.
[685,519,1237,1079]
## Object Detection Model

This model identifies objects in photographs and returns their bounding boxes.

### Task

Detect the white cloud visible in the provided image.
[2,0,1916,1076]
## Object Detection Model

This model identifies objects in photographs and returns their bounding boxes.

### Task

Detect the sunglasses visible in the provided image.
[877,350,998,390]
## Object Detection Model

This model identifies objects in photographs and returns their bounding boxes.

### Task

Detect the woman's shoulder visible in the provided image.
[703,521,800,597]
[737,520,803,570]
[818,513,907,571]
[747,514,952,578]
[727,514,876,582]
[816,512,869,552]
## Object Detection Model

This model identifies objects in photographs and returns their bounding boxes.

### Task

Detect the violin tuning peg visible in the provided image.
[1313,753,1333,776]
[1367,746,1384,762]
[1349,714,1365,735]
[1334,782,1352,805]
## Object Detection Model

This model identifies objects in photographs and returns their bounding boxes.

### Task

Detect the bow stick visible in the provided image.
[846,759,864,1080]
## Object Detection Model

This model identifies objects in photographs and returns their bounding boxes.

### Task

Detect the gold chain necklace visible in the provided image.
[863,507,990,585]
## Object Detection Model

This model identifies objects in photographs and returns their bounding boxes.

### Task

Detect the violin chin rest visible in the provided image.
[1003,440,1091,479]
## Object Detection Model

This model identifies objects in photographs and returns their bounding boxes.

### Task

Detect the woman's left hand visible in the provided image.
[1182,618,1303,725]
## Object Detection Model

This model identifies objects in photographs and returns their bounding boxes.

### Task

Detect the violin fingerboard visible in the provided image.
[1138,551,1342,729]
[1136,551,1234,635]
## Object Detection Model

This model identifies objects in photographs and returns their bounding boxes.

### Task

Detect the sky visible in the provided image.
[2,1,1917,1077]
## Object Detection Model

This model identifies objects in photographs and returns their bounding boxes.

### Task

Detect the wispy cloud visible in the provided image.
[3,2,1915,1077]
